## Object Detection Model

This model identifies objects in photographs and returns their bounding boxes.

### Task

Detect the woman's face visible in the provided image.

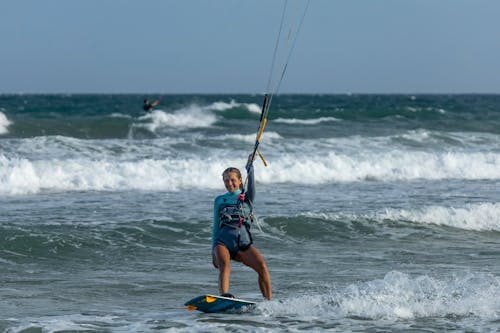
[223,171,242,193]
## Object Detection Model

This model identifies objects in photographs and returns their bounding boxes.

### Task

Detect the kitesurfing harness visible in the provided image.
[216,192,256,258]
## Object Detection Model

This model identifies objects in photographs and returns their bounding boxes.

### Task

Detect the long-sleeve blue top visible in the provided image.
[212,164,255,249]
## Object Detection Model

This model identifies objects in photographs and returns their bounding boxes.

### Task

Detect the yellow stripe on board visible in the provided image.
[205,296,217,303]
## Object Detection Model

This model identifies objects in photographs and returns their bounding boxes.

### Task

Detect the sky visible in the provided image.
[1,0,500,94]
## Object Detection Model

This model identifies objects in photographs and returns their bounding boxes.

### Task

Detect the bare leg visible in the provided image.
[235,246,272,300]
[213,245,231,294]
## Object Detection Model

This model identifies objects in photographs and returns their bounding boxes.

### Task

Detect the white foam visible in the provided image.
[0,112,12,134]
[206,100,261,114]
[6,313,119,333]
[135,106,217,132]
[303,202,500,232]
[337,271,500,320]
[108,112,132,119]
[206,100,239,111]
[245,103,263,114]
[404,106,446,114]
[0,154,238,195]
[135,97,264,133]
[0,155,40,195]
[259,271,500,321]
[378,203,500,231]
[4,147,500,195]
[4,127,500,195]
[274,116,340,125]
[257,150,500,184]
[393,129,499,148]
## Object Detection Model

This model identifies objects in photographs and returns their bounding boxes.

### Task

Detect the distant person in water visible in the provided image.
[143,98,161,112]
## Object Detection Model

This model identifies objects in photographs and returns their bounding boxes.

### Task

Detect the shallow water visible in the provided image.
[1,94,500,332]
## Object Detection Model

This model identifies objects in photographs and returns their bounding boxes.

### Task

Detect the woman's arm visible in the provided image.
[245,164,255,203]
[212,197,221,249]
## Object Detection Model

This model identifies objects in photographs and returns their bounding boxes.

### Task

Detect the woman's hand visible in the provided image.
[246,153,254,171]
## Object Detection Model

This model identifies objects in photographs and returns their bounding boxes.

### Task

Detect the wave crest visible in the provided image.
[260,271,500,321]
[274,116,340,125]
[378,203,500,231]
[0,112,12,135]
[135,106,217,132]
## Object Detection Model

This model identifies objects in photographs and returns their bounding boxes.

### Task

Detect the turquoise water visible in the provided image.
[1,94,500,332]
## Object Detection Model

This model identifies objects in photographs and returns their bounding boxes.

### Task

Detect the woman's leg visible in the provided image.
[235,246,272,300]
[213,244,231,295]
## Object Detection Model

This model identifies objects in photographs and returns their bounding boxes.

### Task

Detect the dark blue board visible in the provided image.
[185,294,256,313]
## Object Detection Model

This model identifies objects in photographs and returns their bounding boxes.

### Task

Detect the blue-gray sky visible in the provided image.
[1,0,499,94]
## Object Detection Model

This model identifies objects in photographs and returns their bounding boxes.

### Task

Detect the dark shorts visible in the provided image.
[214,224,253,259]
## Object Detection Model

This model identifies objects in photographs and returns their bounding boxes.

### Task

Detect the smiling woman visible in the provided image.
[211,162,272,300]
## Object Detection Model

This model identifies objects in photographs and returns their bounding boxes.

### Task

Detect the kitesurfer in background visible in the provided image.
[212,156,272,300]
[142,97,161,112]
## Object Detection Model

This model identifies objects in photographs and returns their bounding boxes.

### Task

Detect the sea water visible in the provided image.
[1,94,499,332]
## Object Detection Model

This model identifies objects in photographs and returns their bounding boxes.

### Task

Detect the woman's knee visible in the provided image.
[250,255,269,275]
[257,260,269,276]
[214,245,230,268]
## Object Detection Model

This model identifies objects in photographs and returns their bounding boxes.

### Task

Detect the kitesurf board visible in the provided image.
[184,294,256,313]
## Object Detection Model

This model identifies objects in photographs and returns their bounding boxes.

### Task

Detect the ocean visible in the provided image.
[1,94,499,332]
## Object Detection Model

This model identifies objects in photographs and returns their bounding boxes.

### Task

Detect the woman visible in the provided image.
[212,161,272,300]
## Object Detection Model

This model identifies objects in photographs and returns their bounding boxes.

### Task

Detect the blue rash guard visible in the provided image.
[212,165,255,258]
